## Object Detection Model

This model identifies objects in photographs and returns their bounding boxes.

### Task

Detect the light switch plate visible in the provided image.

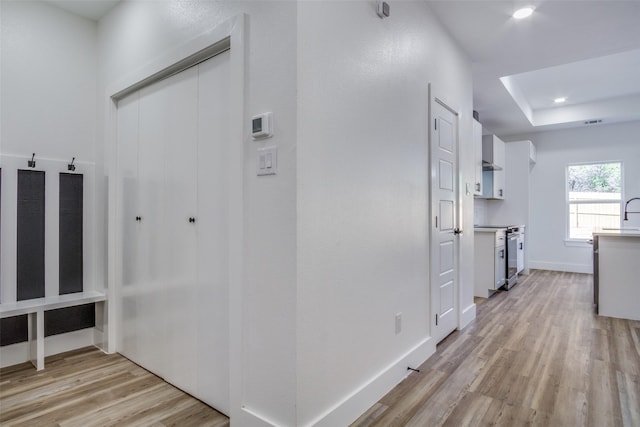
[257,146,277,176]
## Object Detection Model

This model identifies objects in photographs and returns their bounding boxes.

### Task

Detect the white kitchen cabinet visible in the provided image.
[474,229,506,297]
[473,119,483,196]
[595,231,640,321]
[482,134,505,168]
[481,134,505,200]
[116,51,231,414]
[529,141,536,164]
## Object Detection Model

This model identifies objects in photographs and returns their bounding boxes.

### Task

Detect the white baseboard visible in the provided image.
[0,342,29,368]
[307,337,436,427]
[460,303,476,329]
[45,328,95,357]
[0,328,100,368]
[233,406,288,427]
[529,260,592,274]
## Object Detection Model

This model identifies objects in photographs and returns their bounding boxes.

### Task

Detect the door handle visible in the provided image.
[454,227,463,235]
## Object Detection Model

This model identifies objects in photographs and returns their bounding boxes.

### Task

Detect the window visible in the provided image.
[567,162,622,240]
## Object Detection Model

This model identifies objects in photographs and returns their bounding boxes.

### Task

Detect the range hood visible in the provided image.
[482,160,503,171]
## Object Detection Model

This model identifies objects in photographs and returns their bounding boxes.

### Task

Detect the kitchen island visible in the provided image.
[593,228,640,321]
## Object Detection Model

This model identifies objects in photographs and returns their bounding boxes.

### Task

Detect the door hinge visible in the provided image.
[435,313,439,326]
[435,118,437,130]
[435,216,438,228]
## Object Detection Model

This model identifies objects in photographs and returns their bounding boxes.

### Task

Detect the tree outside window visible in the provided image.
[567,162,622,240]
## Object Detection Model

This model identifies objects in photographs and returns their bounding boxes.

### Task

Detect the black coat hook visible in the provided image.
[28,153,36,168]
[68,157,76,171]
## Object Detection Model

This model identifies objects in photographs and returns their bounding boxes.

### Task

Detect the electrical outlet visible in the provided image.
[395,312,402,334]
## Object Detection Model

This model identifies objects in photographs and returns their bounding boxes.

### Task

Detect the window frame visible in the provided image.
[565,161,624,242]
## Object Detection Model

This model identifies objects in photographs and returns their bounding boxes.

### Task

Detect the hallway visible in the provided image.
[352,270,640,426]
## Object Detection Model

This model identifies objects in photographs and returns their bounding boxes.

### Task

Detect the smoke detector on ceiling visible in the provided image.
[377,1,390,18]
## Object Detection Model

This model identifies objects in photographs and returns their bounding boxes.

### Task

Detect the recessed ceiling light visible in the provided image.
[554,97,567,104]
[513,7,534,19]
[584,119,603,125]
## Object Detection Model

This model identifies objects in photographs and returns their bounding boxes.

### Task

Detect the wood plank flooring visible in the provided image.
[2,270,638,426]
[0,347,229,427]
[352,269,640,427]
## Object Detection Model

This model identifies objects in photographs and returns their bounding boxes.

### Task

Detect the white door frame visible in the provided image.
[428,84,461,343]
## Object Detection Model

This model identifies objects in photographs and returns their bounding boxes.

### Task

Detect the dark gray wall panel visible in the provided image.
[0,315,28,347]
[17,170,45,300]
[44,304,95,337]
[1,168,2,298]
[59,173,83,294]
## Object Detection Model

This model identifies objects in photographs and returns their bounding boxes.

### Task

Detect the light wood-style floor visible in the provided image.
[2,270,639,426]
[352,269,640,426]
[0,347,229,426]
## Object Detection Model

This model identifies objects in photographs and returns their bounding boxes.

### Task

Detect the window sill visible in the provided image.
[564,239,593,248]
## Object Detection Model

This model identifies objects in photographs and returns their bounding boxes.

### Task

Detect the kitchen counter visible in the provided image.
[593,230,640,321]
[474,227,507,233]
[592,228,640,237]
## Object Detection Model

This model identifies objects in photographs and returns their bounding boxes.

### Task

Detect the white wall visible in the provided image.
[0,0,101,364]
[0,2,99,294]
[0,0,97,160]
[511,121,640,273]
[297,2,474,425]
[98,2,298,426]
[2,1,476,425]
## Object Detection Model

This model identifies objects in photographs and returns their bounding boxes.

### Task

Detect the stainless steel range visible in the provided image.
[475,225,524,289]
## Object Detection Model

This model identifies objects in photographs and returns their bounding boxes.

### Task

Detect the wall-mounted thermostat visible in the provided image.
[252,112,273,139]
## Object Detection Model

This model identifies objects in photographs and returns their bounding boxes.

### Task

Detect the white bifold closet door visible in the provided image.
[116,50,230,414]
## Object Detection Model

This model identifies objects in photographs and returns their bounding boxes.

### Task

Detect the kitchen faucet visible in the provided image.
[623,197,640,220]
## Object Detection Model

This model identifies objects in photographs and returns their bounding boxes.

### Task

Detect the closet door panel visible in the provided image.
[162,67,199,395]
[115,52,232,413]
[136,80,169,377]
[196,50,231,412]
[116,94,141,361]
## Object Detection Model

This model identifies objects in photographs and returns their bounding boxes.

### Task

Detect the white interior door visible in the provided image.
[430,97,459,343]
[115,50,231,415]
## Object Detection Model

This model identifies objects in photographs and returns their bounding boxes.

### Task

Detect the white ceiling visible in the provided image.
[427,0,640,137]
[45,0,120,21]
[42,1,640,137]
